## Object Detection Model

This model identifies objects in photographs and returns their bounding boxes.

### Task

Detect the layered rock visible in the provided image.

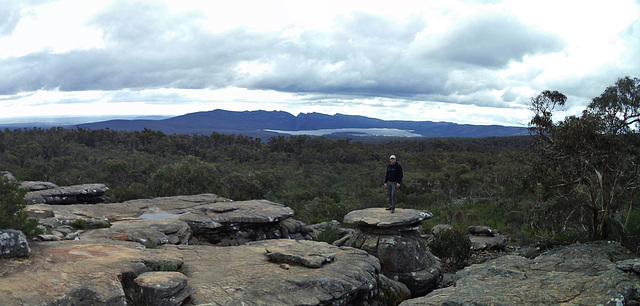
[335,208,441,297]
[28,194,315,246]
[0,238,410,305]
[177,239,410,305]
[0,240,184,305]
[467,225,508,251]
[133,272,192,306]
[401,241,640,305]
[25,183,110,204]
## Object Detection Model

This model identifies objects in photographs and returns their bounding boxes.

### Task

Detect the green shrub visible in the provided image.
[0,176,42,238]
[428,229,472,269]
[315,226,341,244]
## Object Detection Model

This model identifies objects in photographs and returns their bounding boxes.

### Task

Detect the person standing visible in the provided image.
[384,154,403,213]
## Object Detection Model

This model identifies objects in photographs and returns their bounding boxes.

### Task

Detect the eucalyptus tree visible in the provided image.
[529,77,640,239]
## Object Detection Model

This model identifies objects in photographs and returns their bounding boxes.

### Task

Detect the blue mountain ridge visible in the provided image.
[73,109,528,138]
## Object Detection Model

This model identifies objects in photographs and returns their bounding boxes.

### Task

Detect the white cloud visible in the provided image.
[0,0,638,127]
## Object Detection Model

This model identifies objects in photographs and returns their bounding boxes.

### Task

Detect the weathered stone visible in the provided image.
[174,239,409,305]
[133,272,192,306]
[1,170,16,180]
[401,241,640,305]
[25,206,56,219]
[264,239,336,268]
[25,183,109,204]
[20,181,59,191]
[0,240,184,305]
[82,218,192,247]
[431,224,453,235]
[343,208,433,231]
[0,229,30,258]
[30,194,315,246]
[468,225,498,236]
[469,235,508,251]
[338,208,441,297]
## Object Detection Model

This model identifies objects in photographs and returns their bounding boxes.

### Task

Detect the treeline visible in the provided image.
[0,127,536,234]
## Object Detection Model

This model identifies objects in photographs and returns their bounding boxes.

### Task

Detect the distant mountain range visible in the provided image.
[59,109,528,138]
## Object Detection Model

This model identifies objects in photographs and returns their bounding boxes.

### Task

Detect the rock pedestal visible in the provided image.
[335,208,441,297]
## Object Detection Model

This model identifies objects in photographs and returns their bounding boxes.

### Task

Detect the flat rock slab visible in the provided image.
[21,181,59,191]
[264,239,336,268]
[82,218,192,246]
[173,239,387,305]
[401,241,640,305]
[343,208,433,228]
[25,183,110,204]
[29,194,292,225]
[0,240,183,305]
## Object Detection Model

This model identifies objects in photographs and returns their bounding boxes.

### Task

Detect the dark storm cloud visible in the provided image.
[239,12,450,98]
[423,13,565,68]
[0,0,565,111]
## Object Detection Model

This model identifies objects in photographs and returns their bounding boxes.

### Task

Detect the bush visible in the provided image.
[0,176,42,238]
[315,225,342,244]
[428,229,472,269]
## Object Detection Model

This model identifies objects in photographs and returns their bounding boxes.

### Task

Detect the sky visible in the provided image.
[0,0,638,127]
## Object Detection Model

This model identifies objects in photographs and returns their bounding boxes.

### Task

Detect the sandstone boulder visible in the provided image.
[401,241,640,305]
[25,183,110,204]
[174,239,411,305]
[30,194,316,246]
[1,170,15,180]
[0,229,30,258]
[0,238,410,305]
[133,272,192,306]
[337,208,441,297]
[82,218,192,246]
[20,181,59,191]
[0,240,184,305]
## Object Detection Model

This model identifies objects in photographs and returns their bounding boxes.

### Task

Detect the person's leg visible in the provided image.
[390,183,398,210]
[386,183,393,209]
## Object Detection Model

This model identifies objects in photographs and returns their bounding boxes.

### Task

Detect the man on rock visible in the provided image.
[384,155,403,213]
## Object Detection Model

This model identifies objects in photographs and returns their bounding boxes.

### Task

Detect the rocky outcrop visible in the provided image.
[0,238,410,305]
[401,241,640,305]
[177,239,410,305]
[25,183,110,204]
[0,229,30,258]
[467,225,508,251]
[21,180,59,191]
[335,208,441,297]
[133,272,192,306]
[28,194,316,246]
[83,218,192,247]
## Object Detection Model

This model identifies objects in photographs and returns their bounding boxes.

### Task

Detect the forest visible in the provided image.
[1,77,639,252]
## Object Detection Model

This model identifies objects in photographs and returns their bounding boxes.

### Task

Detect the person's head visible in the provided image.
[389,155,396,164]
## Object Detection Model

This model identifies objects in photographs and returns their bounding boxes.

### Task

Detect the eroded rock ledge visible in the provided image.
[28,194,315,246]
[336,208,441,298]
[400,241,640,305]
[0,239,410,305]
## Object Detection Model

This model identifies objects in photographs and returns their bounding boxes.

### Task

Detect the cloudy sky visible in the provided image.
[1,0,638,126]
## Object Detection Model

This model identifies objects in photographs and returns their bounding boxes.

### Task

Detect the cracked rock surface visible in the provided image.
[400,241,640,305]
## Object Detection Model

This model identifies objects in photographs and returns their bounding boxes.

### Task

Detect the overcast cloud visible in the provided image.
[0,0,638,126]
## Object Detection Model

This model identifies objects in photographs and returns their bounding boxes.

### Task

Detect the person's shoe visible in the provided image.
[391,208,395,213]
[385,207,392,210]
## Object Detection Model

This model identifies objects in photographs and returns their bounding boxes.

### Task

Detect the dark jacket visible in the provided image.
[385,162,403,183]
